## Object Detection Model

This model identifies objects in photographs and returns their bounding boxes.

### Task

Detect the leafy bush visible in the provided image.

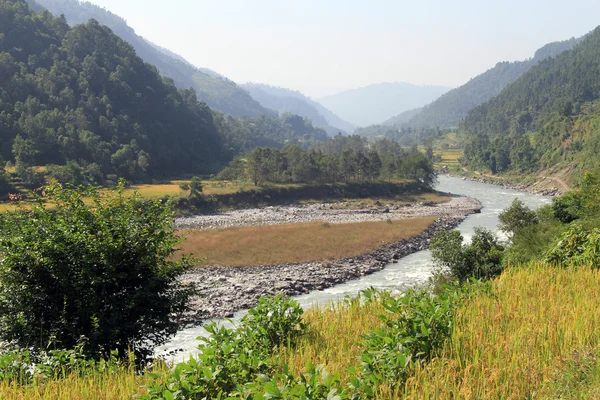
[546,225,600,267]
[499,198,539,237]
[553,190,586,223]
[0,181,195,361]
[357,286,470,394]
[430,228,505,282]
[141,294,306,399]
[503,204,564,266]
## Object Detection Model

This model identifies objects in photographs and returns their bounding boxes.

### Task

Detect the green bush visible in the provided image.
[546,225,600,267]
[498,198,539,238]
[142,294,306,399]
[430,228,505,282]
[0,181,195,361]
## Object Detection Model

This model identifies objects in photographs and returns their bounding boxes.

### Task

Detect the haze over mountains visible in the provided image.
[242,83,355,135]
[384,37,582,130]
[318,82,451,127]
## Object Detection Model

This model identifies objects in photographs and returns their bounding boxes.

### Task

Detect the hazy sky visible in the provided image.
[84,0,599,98]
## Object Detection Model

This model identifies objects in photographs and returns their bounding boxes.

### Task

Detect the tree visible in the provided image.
[498,198,539,238]
[0,181,195,361]
[430,228,505,282]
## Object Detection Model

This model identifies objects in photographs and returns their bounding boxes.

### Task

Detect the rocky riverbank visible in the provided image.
[445,173,563,196]
[174,196,482,230]
[179,198,482,323]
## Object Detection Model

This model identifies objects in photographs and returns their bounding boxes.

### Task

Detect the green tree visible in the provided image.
[189,176,203,198]
[0,181,195,361]
[430,228,505,282]
[498,198,539,238]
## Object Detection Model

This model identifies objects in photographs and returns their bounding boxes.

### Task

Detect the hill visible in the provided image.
[461,26,600,179]
[317,82,450,127]
[385,37,580,130]
[0,0,227,187]
[26,0,272,117]
[382,107,422,126]
[242,83,354,135]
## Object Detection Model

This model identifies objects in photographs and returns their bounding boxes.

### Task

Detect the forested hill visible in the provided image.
[384,37,580,130]
[461,26,600,178]
[242,83,354,135]
[26,0,272,117]
[0,0,225,184]
[318,82,451,127]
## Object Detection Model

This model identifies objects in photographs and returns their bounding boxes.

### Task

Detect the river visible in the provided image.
[157,175,552,360]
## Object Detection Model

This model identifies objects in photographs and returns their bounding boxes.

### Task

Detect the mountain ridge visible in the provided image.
[318,82,451,127]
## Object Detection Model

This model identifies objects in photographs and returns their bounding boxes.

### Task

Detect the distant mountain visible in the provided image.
[461,27,600,178]
[317,82,451,127]
[241,84,354,135]
[26,0,273,118]
[383,107,423,126]
[385,37,581,129]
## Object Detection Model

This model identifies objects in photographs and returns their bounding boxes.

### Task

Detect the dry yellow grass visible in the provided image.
[403,264,600,399]
[179,217,436,267]
[276,296,385,383]
[0,371,150,400]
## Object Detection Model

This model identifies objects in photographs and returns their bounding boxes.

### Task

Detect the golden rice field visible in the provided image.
[3,264,600,399]
[403,264,600,399]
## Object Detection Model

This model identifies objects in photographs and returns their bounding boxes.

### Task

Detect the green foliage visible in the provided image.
[214,112,328,157]
[0,342,126,384]
[502,204,564,266]
[553,190,587,223]
[546,225,600,267]
[0,0,224,184]
[430,227,505,282]
[141,294,306,399]
[498,198,539,237]
[461,27,600,174]
[234,135,436,187]
[0,181,194,360]
[30,0,272,118]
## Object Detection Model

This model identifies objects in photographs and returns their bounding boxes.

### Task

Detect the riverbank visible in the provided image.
[175,196,480,230]
[446,173,563,196]
[179,196,481,322]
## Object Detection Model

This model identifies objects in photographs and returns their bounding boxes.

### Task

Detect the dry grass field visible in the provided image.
[178,216,437,267]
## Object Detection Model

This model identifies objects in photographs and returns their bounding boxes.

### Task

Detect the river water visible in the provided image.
[157,175,552,360]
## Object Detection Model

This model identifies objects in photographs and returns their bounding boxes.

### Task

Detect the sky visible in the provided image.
[84,0,600,98]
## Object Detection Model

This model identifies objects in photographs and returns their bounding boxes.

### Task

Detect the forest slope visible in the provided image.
[0,0,225,185]
[461,26,600,180]
[384,37,580,130]
[27,0,272,117]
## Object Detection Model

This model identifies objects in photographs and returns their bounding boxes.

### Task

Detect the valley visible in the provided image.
[2,0,600,398]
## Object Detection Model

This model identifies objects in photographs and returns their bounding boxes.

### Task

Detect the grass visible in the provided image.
[0,370,150,400]
[276,296,385,383]
[178,217,437,267]
[5,264,600,398]
[403,264,600,399]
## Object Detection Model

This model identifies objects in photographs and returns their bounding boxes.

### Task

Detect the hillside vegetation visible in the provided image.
[384,37,580,132]
[0,0,224,186]
[27,0,273,117]
[461,26,600,180]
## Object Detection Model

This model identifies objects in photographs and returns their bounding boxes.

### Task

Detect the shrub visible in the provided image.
[553,190,586,223]
[498,198,538,238]
[546,225,600,267]
[141,294,306,399]
[0,181,195,361]
[430,227,505,282]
